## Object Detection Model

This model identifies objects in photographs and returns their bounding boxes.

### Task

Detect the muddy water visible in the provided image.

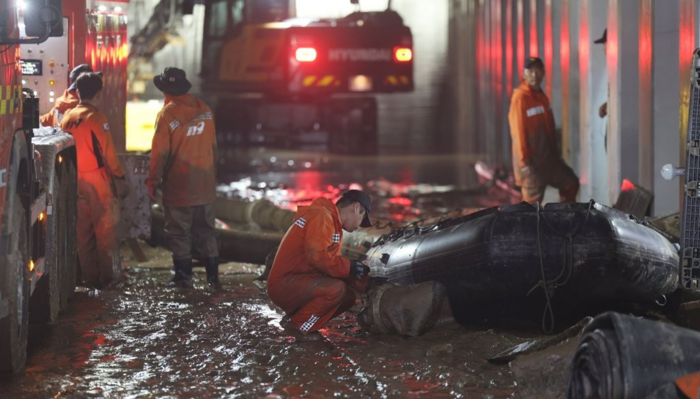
[1,150,540,398]
[1,246,527,398]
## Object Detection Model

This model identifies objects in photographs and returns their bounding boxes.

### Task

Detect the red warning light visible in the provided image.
[394,47,413,63]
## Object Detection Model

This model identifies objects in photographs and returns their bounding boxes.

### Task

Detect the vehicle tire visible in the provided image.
[59,157,78,310]
[0,194,30,374]
[28,166,60,324]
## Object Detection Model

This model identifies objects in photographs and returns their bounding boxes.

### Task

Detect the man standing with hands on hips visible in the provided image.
[508,56,580,204]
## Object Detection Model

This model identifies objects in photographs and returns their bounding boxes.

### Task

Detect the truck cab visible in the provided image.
[198,0,414,155]
[201,0,413,96]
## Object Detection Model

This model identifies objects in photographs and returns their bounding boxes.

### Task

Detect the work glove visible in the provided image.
[351,260,371,280]
[114,178,131,200]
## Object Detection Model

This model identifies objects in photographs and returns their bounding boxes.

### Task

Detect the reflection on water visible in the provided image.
[216,148,504,224]
[0,149,528,398]
[1,259,522,398]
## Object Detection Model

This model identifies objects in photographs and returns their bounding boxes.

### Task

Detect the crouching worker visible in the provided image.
[61,72,129,288]
[267,190,373,340]
[146,67,220,289]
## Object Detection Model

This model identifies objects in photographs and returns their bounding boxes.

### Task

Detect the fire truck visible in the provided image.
[0,0,128,374]
[128,0,414,156]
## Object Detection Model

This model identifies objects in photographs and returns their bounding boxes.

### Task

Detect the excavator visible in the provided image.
[128,0,414,155]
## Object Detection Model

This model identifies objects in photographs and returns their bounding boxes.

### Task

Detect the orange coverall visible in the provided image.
[146,94,218,260]
[267,197,369,334]
[508,81,579,203]
[40,89,79,128]
[61,104,125,287]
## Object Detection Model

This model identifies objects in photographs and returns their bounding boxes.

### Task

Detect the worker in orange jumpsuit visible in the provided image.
[41,64,98,128]
[146,67,220,289]
[60,72,129,288]
[508,57,579,203]
[267,190,372,340]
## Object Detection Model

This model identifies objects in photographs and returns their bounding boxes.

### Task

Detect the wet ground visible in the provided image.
[0,149,573,398]
[1,244,536,398]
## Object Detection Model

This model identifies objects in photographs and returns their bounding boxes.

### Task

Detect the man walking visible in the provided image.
[508,57,580,204]
[267,190,372,340]
[61,72,128,288]
[146,67,220,289]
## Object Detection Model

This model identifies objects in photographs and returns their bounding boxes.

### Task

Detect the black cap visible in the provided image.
[74,72,103,99]
[524,56,544,69]
[337,189,372,228]
[68,64,101,91]
[594,29,607,44]
[153,67,192,96]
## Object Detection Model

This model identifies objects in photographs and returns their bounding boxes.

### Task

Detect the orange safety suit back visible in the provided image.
[61,103,125,177]
[508,81,559,186]
[40,89,80,128]
[60,103,125,287]
[146,94,217,207]
[268,197,351,287]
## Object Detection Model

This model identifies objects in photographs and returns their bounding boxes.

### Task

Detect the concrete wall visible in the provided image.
[449,0,699,215]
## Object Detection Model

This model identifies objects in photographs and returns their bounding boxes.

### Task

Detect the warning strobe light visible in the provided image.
[295,48,317,63]
[394,47,413,63]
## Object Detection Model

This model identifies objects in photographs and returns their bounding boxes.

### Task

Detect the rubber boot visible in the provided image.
[167,257,193,288]
[204,257,221,290]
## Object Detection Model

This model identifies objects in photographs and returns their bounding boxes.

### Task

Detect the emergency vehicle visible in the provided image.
[0,0,128,374]
[129,0,414,155]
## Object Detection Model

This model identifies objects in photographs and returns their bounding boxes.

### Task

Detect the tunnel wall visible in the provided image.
[450,0,700,215]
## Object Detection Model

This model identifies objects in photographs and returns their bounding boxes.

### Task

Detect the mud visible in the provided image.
[0,151,575,398]
[0,243,536,398]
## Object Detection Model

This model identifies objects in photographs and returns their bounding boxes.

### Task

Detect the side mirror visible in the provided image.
[24,0,62,38]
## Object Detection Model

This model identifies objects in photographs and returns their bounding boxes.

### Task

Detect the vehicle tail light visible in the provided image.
[296,47,317,62]
[394,47,413,63]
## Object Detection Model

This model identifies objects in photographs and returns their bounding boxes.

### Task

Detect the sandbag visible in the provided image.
[214,198,295,232]
[567,312,700,399]
[358,281,446,337]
